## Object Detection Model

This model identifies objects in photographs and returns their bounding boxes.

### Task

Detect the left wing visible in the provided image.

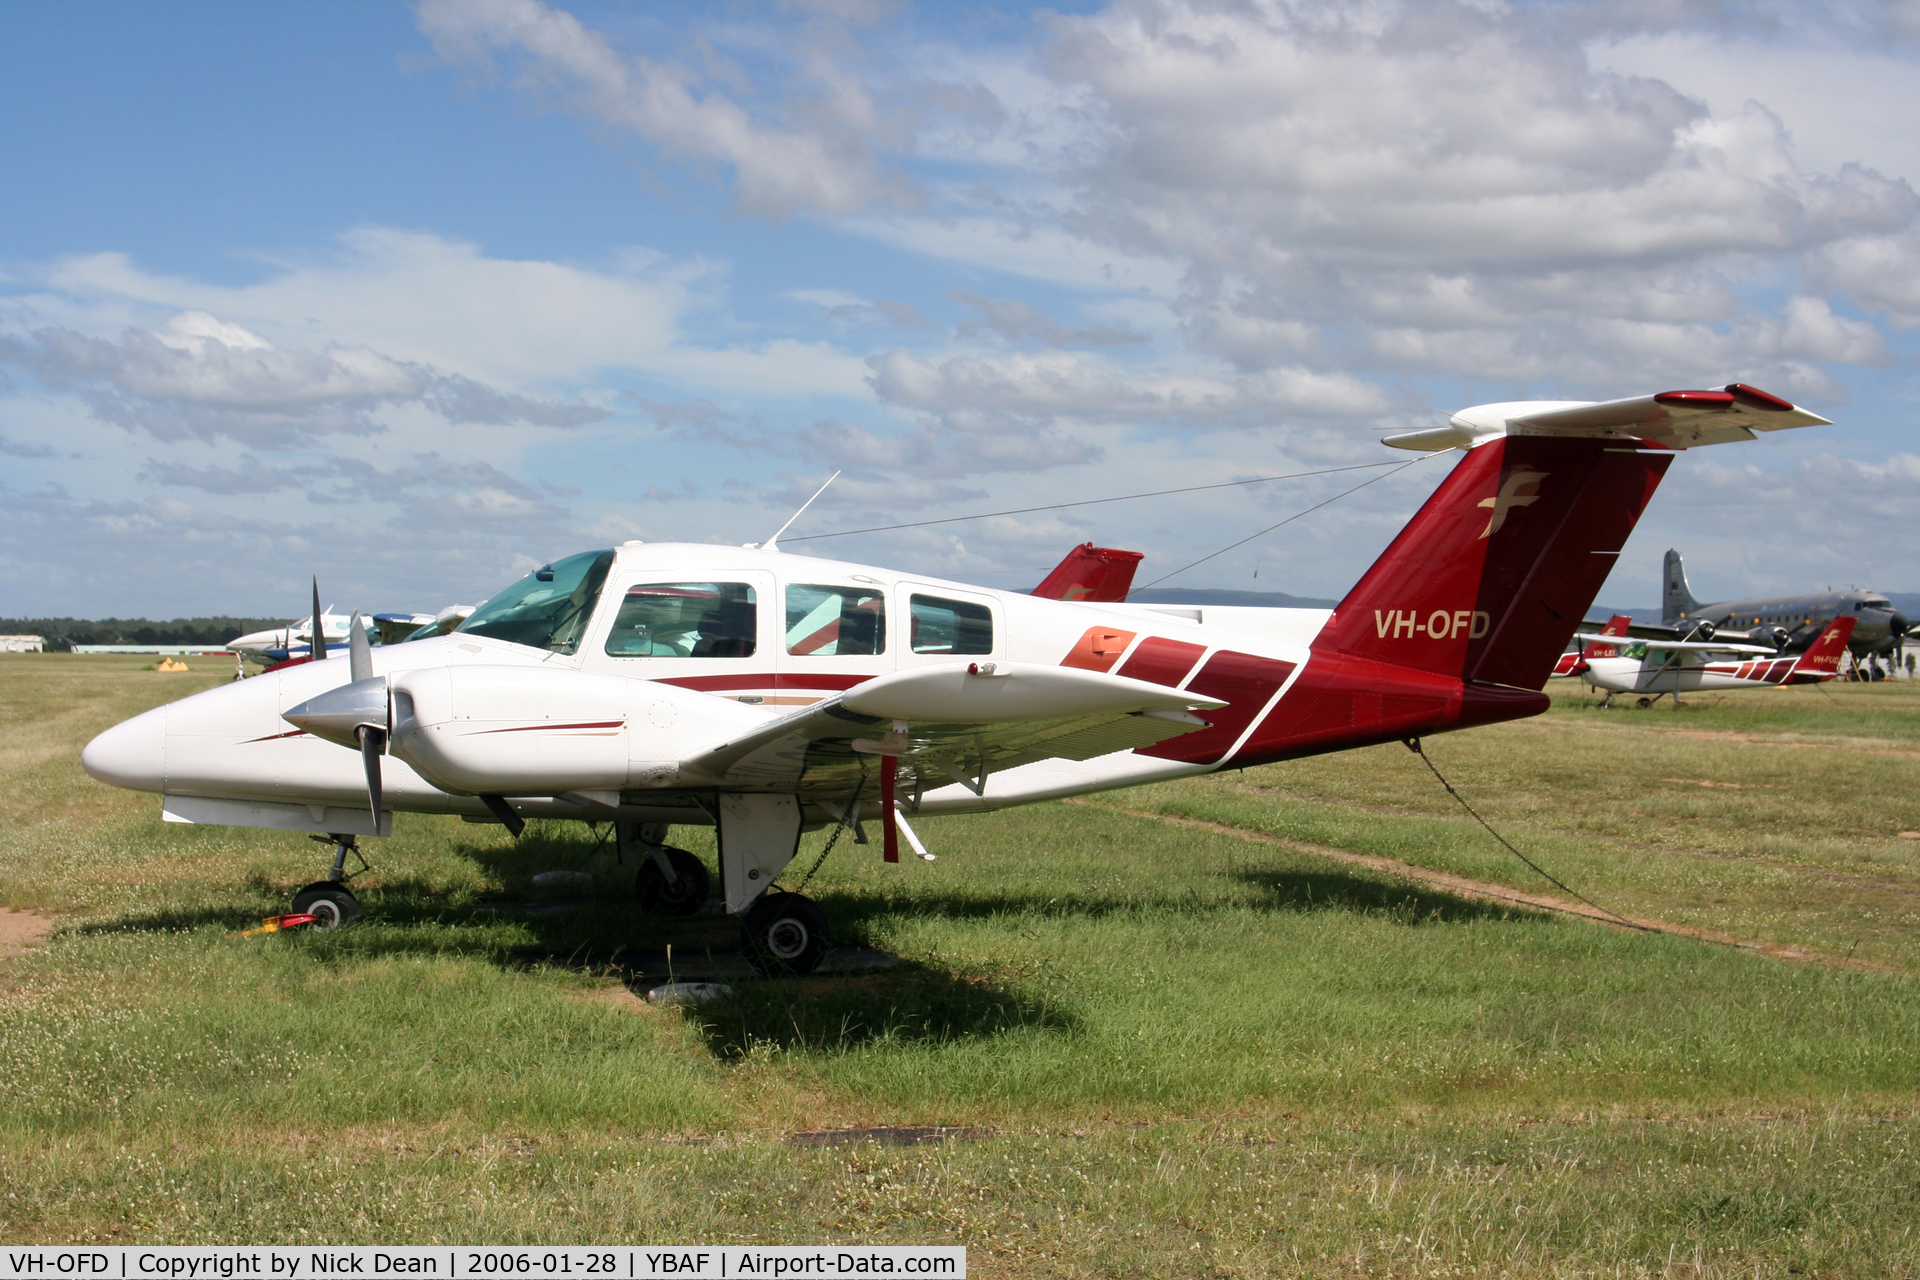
[675,661,1225,800]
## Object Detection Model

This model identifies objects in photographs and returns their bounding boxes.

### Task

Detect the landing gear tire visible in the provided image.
[290,882,360,929]
[1636,696,1654,709]
[635,847,710,916]
[740,893,829,976]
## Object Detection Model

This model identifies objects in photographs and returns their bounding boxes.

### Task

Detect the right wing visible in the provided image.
[669,661,1225,800]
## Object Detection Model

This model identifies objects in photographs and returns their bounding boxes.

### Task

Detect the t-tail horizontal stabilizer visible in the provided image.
[1382,384,1830,453]
[1214,385,1825,768]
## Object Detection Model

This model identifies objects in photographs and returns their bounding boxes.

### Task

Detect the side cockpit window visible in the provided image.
[786,584,886,656]
[910,594,993,654]
[604,582,757,658]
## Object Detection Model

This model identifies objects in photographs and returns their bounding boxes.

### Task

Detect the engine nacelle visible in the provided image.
[387,665,770,796]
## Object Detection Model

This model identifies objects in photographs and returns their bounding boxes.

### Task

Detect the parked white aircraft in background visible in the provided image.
[1575,615,1856,708]
[227,601,372,663]
[84,384,1828,974]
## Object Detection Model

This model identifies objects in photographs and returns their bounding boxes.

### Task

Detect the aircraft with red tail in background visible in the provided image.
[1550,613,1633,678]
[1574,614,1856,708]
[81,383,1828,973]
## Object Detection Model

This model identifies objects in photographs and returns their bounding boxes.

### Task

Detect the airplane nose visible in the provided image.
[1890,613,1908,640]
[80,705,166,793]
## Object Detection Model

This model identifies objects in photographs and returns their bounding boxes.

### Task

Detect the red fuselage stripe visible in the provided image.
[476,720,626,734]
[653,672,873,694]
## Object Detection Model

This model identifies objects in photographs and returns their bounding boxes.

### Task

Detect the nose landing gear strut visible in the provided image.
[289,833,370,928]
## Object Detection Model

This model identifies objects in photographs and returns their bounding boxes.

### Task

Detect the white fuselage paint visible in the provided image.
[1578,653,1803,695]
[84,543,1320,832]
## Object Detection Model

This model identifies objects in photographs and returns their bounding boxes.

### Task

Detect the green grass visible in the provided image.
[2,654,1918,1275]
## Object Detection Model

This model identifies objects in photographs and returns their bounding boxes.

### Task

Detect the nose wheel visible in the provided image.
[290,881,361,929]
[290,833,370,929]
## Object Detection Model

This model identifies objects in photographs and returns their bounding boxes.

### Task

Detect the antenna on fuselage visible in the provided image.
[759,471,842,552]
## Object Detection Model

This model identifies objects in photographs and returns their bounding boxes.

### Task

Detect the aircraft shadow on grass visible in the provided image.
[1225,866,1551,926]
[77,832,1538,1055]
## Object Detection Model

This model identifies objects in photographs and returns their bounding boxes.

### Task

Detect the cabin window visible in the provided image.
[785,584,886,656]
[457,550,613,655]
[909,594,993,655]
[602,582,757,658]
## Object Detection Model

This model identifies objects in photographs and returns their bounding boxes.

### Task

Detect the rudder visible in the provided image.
[1316,437,1672,690]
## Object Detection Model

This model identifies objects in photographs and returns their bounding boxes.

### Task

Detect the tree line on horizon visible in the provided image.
[0,618,287,651]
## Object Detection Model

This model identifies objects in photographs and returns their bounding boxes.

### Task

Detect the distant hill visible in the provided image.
[1123,588,1339,609]
[0,617,284,652]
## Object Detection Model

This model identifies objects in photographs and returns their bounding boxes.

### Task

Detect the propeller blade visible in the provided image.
[356,725,385,822]
[311,577,327,661]
[349,610,372,683]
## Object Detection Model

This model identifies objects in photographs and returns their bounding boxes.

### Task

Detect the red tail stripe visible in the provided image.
[1139,651,1295,764]
[1117,637,1207,688]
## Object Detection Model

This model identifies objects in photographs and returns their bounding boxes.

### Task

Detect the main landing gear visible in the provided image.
[617,815,830,976]
[739,891,829,977]
[290,833,369,929]
[621,822,712,917]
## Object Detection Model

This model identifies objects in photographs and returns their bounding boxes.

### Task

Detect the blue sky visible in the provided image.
[4,0,1919,618]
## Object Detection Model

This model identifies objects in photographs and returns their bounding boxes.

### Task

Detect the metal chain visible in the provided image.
[789,769,867,895]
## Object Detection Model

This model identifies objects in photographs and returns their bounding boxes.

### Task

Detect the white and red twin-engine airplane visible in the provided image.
[82,385,1826,972]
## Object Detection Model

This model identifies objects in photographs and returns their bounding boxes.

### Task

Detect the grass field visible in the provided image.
[1,653,1917,1275]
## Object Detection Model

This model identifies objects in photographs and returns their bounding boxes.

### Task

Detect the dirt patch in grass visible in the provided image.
[1073,799,1898,973]
[0,909,55,958]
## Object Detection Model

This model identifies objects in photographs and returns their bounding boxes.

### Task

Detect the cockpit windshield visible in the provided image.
[455,550,614,654]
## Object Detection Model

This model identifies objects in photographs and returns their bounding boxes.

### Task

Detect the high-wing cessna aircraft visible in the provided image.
[1575,615,1856,707]
[82,384,1827,973]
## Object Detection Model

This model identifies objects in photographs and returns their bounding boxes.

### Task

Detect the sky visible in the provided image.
[4,0,1920,619]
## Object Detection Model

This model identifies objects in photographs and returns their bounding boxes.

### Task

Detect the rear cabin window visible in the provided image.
[602,582,757,658]
[909,594,993,655]
[786,584,886,656]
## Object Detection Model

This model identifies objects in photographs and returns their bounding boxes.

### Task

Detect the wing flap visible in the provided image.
[675,662,1224,795]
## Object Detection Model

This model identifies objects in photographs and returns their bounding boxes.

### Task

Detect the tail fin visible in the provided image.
[1032,543,1144,603]
[1788,616,1856,682]
[1585,613,1632,659]
[1316,437,1672,689]
[1663,549,1701,623]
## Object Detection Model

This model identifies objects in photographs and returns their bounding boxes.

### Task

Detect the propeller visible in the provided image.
[348,611,384,822]
[310,577,326,661]
[281,592,390,825]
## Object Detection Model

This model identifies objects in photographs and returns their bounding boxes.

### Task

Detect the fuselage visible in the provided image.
[1580,651,1810,695]
[84,542,1381,832]
[1676,591,1903,656]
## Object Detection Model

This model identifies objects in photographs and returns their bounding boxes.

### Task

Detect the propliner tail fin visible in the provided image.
[1664,549,1702,623]
[1315,436,1671,690]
